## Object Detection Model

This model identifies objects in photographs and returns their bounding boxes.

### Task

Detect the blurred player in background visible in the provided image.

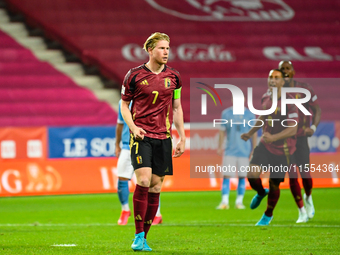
[216,106,257,210]
[116,99,163,226]
[152,202,163,225]
[121,32,186,251]
[279,60,321,221]
[241,69,298,226]
[116,99,134,225]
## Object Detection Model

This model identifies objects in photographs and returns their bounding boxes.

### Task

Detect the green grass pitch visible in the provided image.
[0,188,339,254]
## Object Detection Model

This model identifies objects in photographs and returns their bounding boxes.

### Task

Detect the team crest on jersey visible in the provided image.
[165,78,171,88]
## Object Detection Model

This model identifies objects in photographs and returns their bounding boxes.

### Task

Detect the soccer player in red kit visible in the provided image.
[279,60,321,221]
[120,32,186,251]
[241,69,298,226]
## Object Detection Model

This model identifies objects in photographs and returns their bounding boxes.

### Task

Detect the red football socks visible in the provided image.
[265,188,280,217]
[289,178,304,208]
[133,184,149,234]
[144,192,160,238]
[302,178,313,197]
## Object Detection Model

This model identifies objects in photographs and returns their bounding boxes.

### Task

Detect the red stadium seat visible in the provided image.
[0,30,118,127]
[4,0,340,121]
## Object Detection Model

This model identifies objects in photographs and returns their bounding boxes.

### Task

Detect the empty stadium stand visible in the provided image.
[0,30,118,126]
[3,0,340,121]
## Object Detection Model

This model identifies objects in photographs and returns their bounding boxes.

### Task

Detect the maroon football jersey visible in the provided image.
[260,91,298,156]
[289,80,319,137]
[121,64,182,139]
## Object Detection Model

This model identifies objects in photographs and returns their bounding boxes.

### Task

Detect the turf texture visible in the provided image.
[0,188,339,254]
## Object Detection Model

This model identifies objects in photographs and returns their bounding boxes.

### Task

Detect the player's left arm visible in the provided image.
[305,103,321,137]
[173,97,186,158]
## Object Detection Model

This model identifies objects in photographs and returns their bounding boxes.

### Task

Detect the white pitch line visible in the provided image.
[162,223,340,228]
[0,223,339,228]
[0,223,116,227]
[51,244,77,247]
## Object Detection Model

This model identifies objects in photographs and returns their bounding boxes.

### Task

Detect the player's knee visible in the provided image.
[149,180,163,193]
[247,171,260,179]
[247,173,255,179]
[137,177,151,187]
[148,185,161,193]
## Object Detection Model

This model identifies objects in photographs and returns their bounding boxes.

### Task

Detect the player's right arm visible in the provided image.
[121,100,146,140]
[115,100,124,157]
[241,115,265,141]
[120,70,146,140]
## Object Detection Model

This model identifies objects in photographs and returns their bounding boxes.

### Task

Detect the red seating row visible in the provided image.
[0,88,98,102]
[0,49,37,62]
[0,62,63,75]
[0,36,25,48]
[0,115,115,126]
[0,102,114,115]
[0,30,118,127]
[0,75,78,88]
[4,0,340,122]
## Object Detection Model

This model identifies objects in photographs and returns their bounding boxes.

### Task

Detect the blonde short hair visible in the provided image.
[143,32,170,52]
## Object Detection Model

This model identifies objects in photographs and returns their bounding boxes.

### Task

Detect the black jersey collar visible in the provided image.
[143,63,167,73]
